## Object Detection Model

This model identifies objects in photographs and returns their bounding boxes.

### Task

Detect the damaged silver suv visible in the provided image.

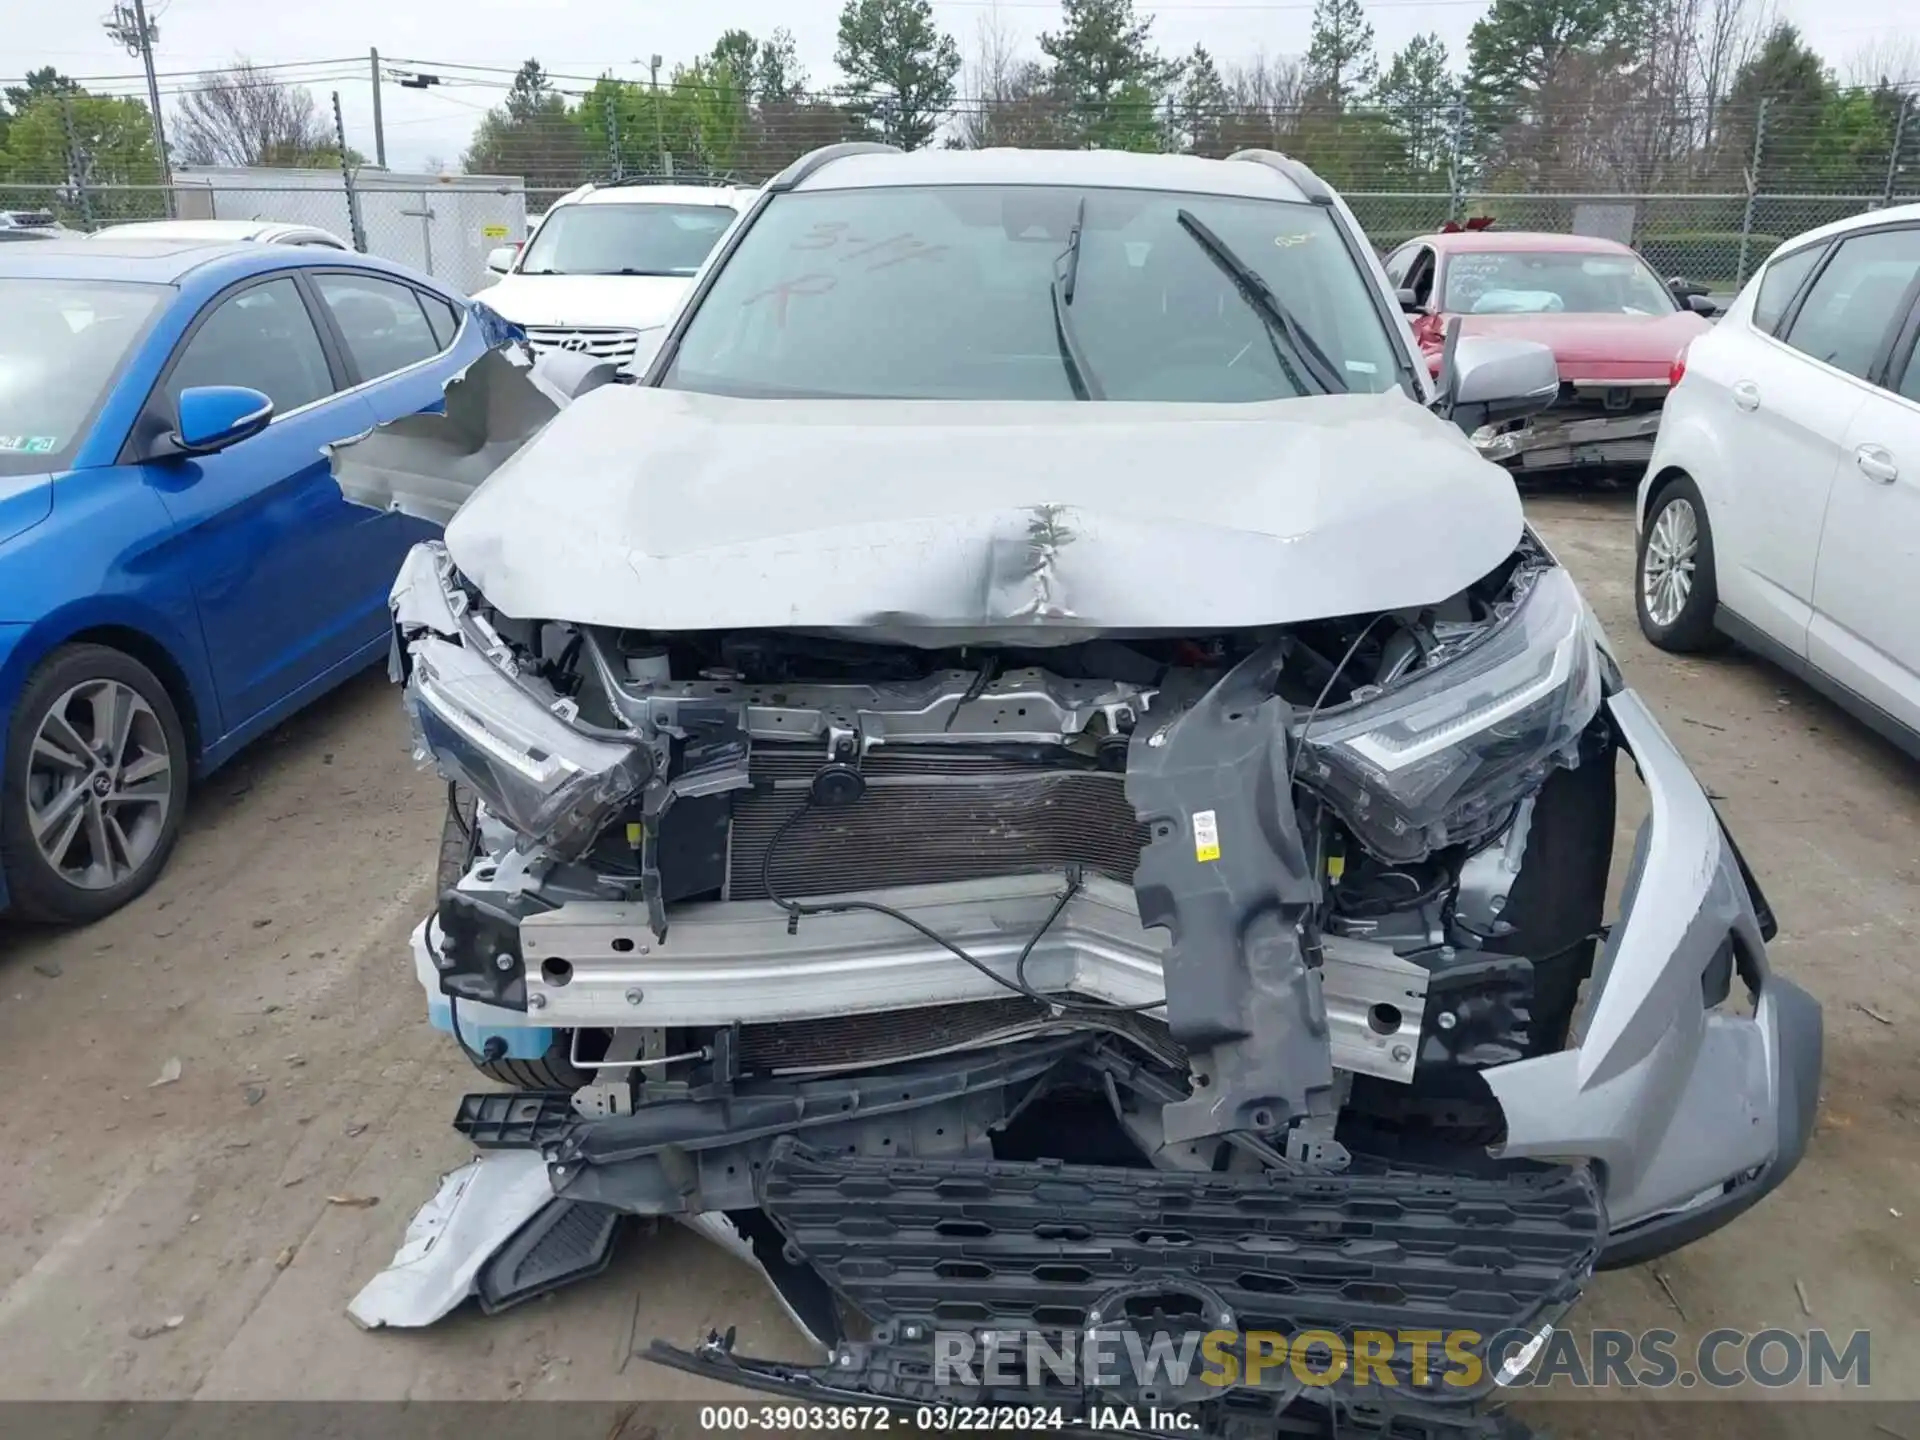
[336,145,1820,1436]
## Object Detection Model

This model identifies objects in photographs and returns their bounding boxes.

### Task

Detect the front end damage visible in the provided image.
[338,360,1818,1437]
[1472,379,1669,478]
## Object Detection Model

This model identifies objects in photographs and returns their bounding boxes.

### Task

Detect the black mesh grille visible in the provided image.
[727,744,1146,900]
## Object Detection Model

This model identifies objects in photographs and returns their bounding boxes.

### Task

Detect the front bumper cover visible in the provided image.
[1475,410,1661,472]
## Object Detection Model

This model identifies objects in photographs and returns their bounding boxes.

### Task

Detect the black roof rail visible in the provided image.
[768,142,904,193]
[1225,150,1333,206]
[593,171,742,190]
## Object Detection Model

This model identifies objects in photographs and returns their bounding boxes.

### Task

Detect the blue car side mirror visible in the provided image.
[173,385,274,455]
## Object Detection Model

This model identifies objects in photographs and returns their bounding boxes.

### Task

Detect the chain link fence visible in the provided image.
[9,86,1916,294]
[2,174,525,294]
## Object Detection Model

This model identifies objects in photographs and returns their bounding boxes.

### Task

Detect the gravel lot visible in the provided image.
[2,490,1916,1431]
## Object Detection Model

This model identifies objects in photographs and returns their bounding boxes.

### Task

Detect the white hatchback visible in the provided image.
[1636,203,1920,753]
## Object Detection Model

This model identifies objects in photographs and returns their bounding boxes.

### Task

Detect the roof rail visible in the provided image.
[594,171,742,190]
[768,142,903,193]
[1225,150,1333,206]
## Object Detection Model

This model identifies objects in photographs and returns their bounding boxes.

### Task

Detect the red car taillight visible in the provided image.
[1670,343,1691,389]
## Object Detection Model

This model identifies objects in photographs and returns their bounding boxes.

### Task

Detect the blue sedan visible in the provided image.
[0,238,501,922]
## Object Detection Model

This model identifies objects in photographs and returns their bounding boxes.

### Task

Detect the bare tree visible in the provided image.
[1218,51,1307,151]
[172,60,337,168]
[1845,35,1920,90]
[952,5,1070,149]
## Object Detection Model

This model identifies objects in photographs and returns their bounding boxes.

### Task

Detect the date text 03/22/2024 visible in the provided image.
[698,1405,1198,1432]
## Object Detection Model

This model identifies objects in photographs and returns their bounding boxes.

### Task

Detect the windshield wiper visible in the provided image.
[1174,209,1347,395]
[1050,197,1104,401]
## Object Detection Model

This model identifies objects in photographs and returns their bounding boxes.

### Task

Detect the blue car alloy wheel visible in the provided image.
[2,643,189,923]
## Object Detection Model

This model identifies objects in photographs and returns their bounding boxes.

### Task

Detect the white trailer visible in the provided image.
[170,167,528,296]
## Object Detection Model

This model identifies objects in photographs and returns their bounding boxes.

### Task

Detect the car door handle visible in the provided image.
[1731,381,1761,411]
[1855,444,1899,484]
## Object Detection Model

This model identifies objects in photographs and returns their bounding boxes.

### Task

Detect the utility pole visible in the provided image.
[105,0,172,210]
[130,0,169,182]
[370,48,388,169]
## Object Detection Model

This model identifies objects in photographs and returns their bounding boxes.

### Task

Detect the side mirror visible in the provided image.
[485,245,517,275]
[1435,320,1558,435]
[173,385,273,455]
[1684,292,1717,316]
[1396,287,1422,315]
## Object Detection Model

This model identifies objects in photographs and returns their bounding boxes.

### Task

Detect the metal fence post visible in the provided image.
[333,91,368,252]
[58,96,95,230]
[1446,99,1466,225]
[1736,97,1770,290]
[1884,95,1911,208]
[604,90,624,181]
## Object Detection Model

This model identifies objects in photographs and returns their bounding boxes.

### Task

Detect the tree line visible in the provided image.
[2,0,1914,204]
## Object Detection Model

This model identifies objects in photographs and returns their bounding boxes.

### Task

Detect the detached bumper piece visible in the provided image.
[643,1137,1601,1437]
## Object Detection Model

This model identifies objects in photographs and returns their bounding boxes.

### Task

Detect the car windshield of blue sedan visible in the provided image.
[0,277,166,474]
[661,185,1404,402]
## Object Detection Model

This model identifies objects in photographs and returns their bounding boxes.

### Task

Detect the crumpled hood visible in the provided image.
[443,385,1524,644]
[477,273,691,332]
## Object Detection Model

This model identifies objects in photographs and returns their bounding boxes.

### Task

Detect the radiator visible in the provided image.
[726,744,1146,901]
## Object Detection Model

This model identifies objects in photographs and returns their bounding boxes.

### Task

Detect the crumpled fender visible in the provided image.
[330,343,617,527]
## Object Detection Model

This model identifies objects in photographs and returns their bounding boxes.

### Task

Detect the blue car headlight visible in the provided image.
[1295,564,1603,862]
[405,634,650,860]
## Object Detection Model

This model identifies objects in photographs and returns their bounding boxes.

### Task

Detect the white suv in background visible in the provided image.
[1636,203,1920,753]
[478,178,753,366]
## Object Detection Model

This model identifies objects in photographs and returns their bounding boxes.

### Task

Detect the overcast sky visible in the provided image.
[7,0,1912,171]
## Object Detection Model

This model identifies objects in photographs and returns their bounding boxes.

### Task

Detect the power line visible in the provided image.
[0,56,368,86]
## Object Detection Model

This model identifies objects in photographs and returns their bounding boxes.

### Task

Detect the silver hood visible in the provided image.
[345,357,1524,644]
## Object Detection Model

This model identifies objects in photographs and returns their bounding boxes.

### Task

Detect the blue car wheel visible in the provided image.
[3,643,189,923]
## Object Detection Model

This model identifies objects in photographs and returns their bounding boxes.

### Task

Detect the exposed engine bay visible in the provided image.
[342,353,1818,1440]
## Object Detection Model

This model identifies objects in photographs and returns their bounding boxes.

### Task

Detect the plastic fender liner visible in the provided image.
[1125,648,1331,1143]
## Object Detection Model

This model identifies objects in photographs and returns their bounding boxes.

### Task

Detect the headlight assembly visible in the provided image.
[1296,564,1602,862]
[405,635,651,859]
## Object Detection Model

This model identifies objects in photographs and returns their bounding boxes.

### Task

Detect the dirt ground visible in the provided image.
[1,490,1916,1431]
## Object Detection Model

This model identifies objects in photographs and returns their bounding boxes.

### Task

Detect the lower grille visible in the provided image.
[727,745,1146,900]
[760,1139,1604,1402]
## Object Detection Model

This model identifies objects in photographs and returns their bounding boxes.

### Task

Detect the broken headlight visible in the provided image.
[405,634,652,859]
[1296,564,1601,862]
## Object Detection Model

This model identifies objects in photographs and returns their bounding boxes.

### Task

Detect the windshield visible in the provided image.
[1443,249,1678,316]
[661,185,1405,402]
[0,277,166,476]
[518,201,737,277]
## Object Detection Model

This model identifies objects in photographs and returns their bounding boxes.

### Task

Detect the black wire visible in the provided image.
[1286,613,1395,791]
[759,802,1164,1015]
[446,782,471,841]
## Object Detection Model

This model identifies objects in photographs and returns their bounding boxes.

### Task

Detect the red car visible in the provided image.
[1383,229,1715,479]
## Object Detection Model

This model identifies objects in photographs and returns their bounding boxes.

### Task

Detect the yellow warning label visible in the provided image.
[1193,809,1221,863]
[482,223,510,240]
